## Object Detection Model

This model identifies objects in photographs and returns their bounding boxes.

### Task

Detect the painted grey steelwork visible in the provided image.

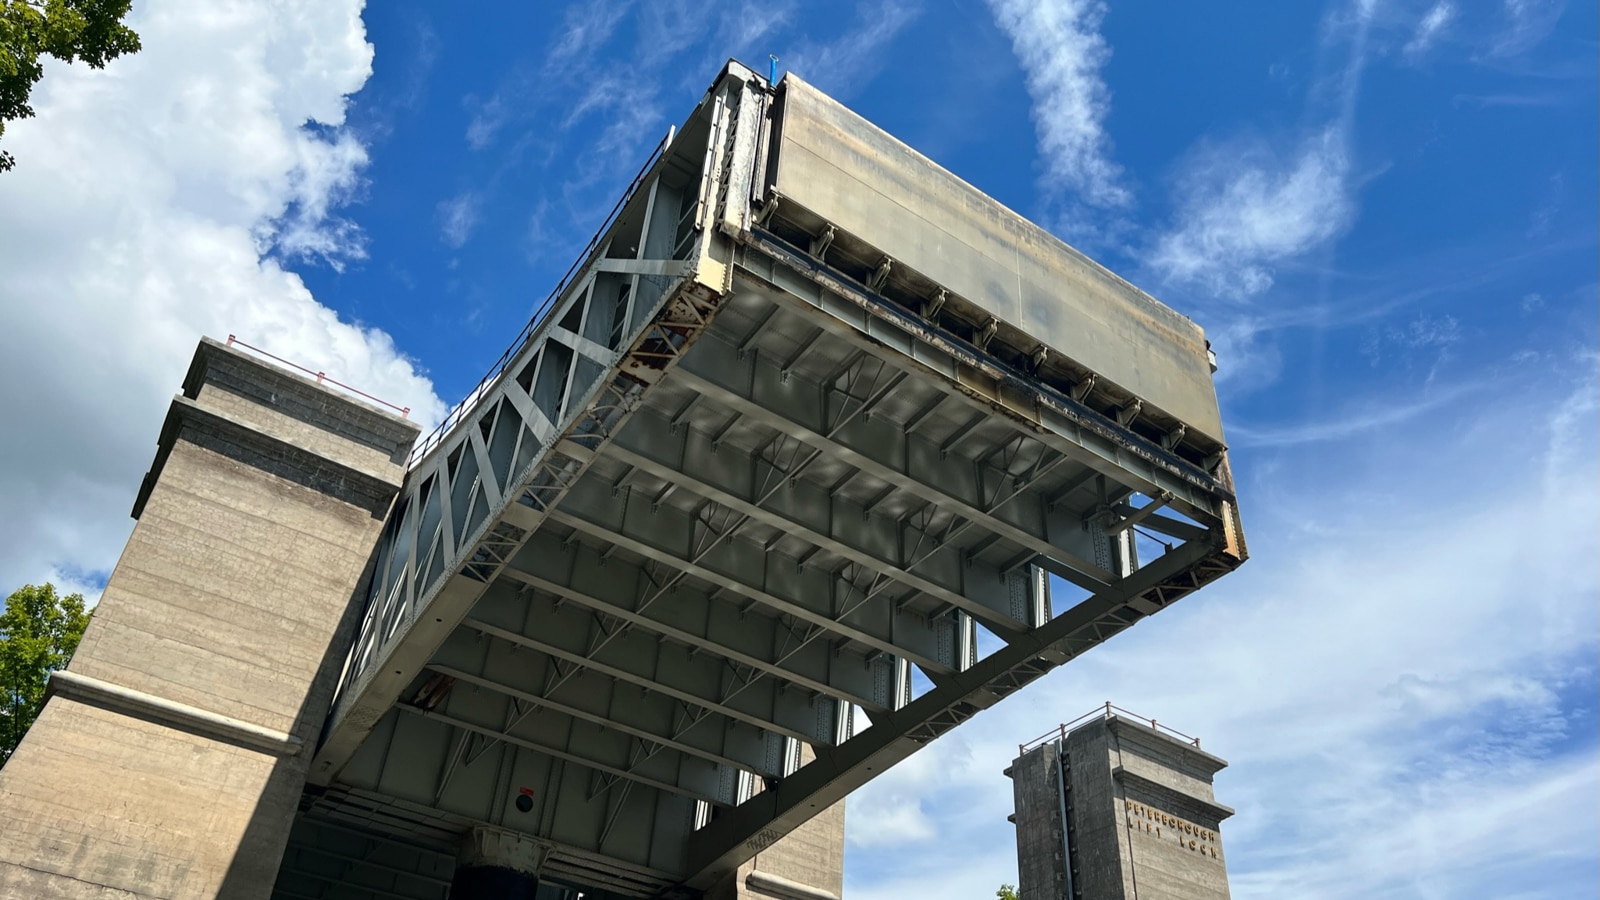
[284,60,1246,898]
[767,77,1226,445]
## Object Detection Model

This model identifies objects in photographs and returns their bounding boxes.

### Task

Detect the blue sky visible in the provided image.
[0,1,1594,897]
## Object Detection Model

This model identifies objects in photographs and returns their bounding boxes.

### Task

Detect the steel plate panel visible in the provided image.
[770,75,1225,443]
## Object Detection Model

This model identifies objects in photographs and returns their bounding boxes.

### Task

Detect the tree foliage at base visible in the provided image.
[0,0,141,172]
[996,884,1019,900]
[1,582,91,766]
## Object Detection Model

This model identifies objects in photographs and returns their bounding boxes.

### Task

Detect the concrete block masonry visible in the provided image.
[1009,710,1234,900]
[0,337,417,900]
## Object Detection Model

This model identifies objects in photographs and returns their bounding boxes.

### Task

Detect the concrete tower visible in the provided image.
[1007,706,1234,900]
[0,338,418,899]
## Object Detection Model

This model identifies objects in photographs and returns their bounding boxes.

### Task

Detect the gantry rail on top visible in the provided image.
[282,60,1245,899]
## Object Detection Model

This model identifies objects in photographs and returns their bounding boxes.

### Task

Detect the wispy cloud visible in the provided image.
[437,190,482,248]
[354,13,438,143]
[464,95,510,151]
[465,1,634,152]
[1490,0,1568,57]
[785,0,920,98]
[984,0,1129,210]
[1452,90,1574,108]
[1228,377,1480,448]
[1151,127,1354,299]
[1359,312,1463,375]
[1147,0,1378,300]
[549,0,634,67]
[846,749,941,849]
[1403,1,1455,61]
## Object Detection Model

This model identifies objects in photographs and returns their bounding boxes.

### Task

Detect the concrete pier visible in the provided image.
[707,800,845,900]
[0,337,417,899]
[1008,708,1233,900]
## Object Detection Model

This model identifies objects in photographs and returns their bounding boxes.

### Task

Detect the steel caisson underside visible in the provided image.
[273,61,1245,900]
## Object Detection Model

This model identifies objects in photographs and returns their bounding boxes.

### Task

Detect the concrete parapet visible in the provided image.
[0,337,417,900]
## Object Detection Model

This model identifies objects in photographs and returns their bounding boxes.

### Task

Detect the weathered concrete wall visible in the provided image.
[1011,715,1233,900]
[1008,743,1069,900]
[706,799,845,900]
[1101,718,1232,900]
[1063,720,1133,899]
[0,338,417,900]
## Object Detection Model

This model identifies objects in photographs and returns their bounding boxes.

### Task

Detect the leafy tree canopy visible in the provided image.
[996,884,1019,900]
[1,582,91,766]
[0,0,140,172]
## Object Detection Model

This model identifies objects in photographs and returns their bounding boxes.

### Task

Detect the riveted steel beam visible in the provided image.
[428,659,771,778]
[463,585,837,746]
[668,338,1120,592]
[425,629,783,779]
[684,532,1235,889]
[604,408,1041,640]
[412,643,755,807]
[496,529,898,712]
[546,478,963,674]
[732,242,1233,525]
[398,704,726,806]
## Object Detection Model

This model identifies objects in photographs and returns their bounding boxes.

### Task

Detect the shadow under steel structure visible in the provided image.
[276,60,1247,899]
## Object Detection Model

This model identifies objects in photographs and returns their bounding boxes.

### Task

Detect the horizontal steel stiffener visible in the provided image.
[282,60,1247,899]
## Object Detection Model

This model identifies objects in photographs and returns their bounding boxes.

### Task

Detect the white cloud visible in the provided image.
[1492,0,1567,57]
[1151,127,1354,298]
[464,96,509,151]
[549,0,636,69]
[1145,0,1382,300]
[1228,378,1480,448]
[0,0,445,599]
[464,1,634,151]
[437,190,482,248]
[845,741,962,850]
[848,355,1599,899]
[272,128,371,268]
[785,1,920,99]
[985,0,1129,209]
[1403,1,1455,61]
[848,794,937,848]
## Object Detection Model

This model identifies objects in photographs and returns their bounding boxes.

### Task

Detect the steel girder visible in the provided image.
[298,61,1246,899]
[729,238,1238,530]
[315,67,755,787]
[545,480,965,673]
[460,583,845,748]
[493,529,902,713]
[682,535,1236,889]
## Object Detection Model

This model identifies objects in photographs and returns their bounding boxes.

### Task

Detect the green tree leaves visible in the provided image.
[0,0,141,171]
[996,884,1019,900]
[0,582,91,765]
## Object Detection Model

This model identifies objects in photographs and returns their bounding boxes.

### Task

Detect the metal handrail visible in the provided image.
[224,335,410,418]
[403,126,677,469]
[1018,702,1203,756]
